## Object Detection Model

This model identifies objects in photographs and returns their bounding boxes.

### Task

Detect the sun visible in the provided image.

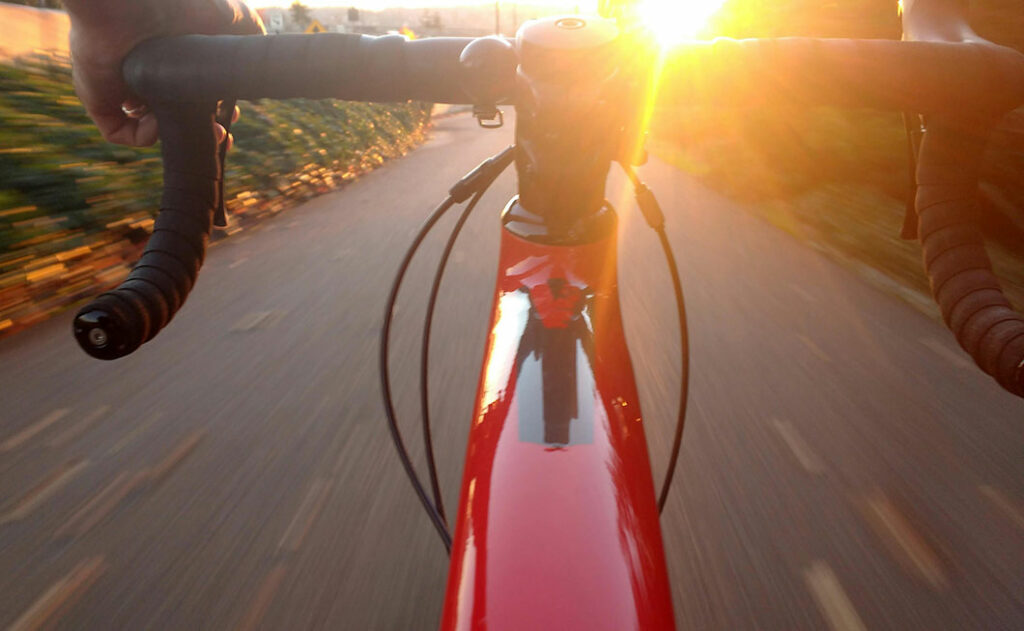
[635,0,728,44]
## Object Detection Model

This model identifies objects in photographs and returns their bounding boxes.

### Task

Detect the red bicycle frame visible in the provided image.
[440,200,675,630]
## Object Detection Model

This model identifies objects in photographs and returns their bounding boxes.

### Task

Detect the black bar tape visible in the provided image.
[123,34,479,104]
[948,289,1010,336]
[144,228,208,269]
[927,245,992,290]
[117,280,170,342]
[129,265,185,314]
[916,122,1024,396]
[659,39,1024,119]
[73,104,218,359]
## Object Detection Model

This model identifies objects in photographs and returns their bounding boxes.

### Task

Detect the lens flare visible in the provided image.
[636,0,727,44]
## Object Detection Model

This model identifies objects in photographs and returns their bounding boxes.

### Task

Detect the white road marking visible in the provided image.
[770,418,825,474]
[920,337,974,371]
[279,477,332,552]
[804,561,868,631]
[48,406,111,448]
[235,564,288,631]
[797,335,832,363]
[7,556,106,631]
[228,257,249,269]
[1,460,89,524]
[53,471,140,539]
[106,413,162,456]
[231,311,284,332]
[146,430,206,486]
[979,485,1024,530]
[1,408,71,452]
[790,283,818,303]
[862,491,948,590]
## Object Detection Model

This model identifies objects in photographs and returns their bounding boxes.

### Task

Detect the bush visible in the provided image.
[0,53,431,333]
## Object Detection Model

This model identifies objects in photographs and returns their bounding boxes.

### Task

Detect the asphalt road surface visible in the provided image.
[1,113,1022,630]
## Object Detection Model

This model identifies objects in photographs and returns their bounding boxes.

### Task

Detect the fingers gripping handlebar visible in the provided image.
[71,16,1024,399]
[916,124,1024,395]
[904,0,1024,396]
[73,34,483,360]
[74,104,220,359]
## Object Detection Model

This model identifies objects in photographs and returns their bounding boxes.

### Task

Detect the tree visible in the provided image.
[289,1,311,29]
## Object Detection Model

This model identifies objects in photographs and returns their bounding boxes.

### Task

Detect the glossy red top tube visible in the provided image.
[440,203,674,630]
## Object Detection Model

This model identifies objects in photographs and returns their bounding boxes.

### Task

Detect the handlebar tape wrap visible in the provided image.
[916,122,1024,396]
[74,34,478,359]
[660,39,1024,119]
[73,105,218,359]
[123,34,473,104]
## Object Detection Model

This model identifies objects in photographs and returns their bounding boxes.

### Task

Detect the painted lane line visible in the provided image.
[228,257,249,269]
[1,460,89,524]
[232,311,272,331]
[48,406,112,448]
[862,491,948,590]
[57,431,206,538]
[770,418,825,475]
[797,334,832,363]
[7,556,106,631]
[106,413,163,456]
[803,561,868,631]
[234,564,288,631]
[52,471,141,539]
[790,283,818,303]
[231,311,284,332]
[979,485,1024,530]
[278,477,333,553]
[1,409,70,452]
[920,337,974,372]
[146,430,206,487]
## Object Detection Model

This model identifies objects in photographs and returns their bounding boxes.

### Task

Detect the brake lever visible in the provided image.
[213,99,236,227]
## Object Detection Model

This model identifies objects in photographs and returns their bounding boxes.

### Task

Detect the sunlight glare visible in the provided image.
[636,0,727,44]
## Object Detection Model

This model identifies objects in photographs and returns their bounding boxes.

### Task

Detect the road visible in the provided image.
[1,113,1022,630]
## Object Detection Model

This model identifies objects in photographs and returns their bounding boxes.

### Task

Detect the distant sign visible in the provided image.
[305,20,326,34]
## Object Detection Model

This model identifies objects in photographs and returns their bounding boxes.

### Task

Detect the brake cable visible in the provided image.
[380,146,515,553]
[619,163,692,514]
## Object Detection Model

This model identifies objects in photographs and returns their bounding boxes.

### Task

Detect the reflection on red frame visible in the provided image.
[440,220,675,630]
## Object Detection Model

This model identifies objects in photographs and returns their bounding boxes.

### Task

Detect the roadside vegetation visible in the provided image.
[650,0,1024,316]
[0,53,430,335]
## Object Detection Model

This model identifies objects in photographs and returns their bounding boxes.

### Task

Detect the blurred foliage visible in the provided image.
[0,53,430,334]
[651,0,1024,311]
[2,1,63,8]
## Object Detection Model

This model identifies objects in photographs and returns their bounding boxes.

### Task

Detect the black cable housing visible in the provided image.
[380,147,515,552]
[619,163,691,514]
[379,194,459,551]
[418,193,482,529]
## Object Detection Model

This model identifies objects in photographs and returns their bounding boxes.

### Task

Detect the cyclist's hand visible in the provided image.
[65,0,264,146]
